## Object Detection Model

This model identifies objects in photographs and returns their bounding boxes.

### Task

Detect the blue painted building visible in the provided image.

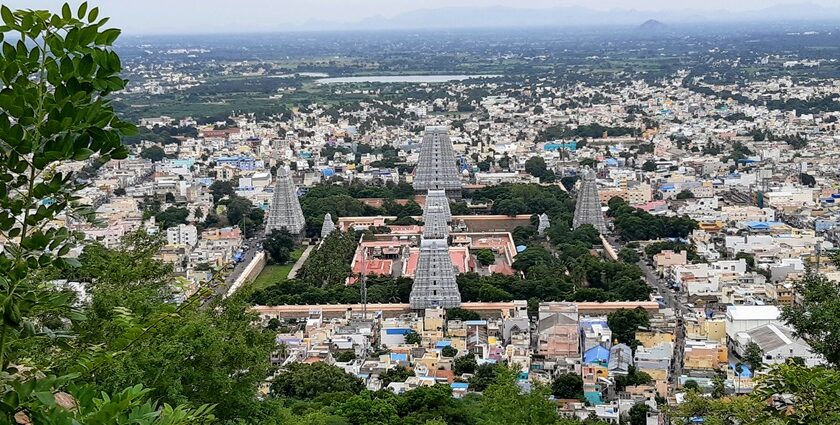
[216,156,257,171]
[544,141,578,152]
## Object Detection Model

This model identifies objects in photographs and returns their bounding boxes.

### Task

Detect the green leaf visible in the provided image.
[77,54,94,77]
[77,2,88,19]
[0,6,13,26]
[46,34,63,54]
[61,3,72,21]
[87,7,99,23]
[100,28,120,45]
[2,387,19,408]
[33,391,56,408]
[3,300,21,327]
[59,56,73,77]
[65,27,79,49]
[20,12,32,31]
[2,42,16,60]
[73,148,94,161]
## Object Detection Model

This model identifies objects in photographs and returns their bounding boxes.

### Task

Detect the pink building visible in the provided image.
[537,303,580,360]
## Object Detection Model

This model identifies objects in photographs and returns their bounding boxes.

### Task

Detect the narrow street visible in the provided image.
[603,233,687,386]
[215,235,261,297]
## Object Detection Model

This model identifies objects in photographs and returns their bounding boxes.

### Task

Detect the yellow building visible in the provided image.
[684,341,727,370]
[415,350,442,372]
[684,318,726,343]
[636,331,674,349]
[698,221,725,232]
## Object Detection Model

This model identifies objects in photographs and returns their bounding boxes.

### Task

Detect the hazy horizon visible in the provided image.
[4,1,840,34]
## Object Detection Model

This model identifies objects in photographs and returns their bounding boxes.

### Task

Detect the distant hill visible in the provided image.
[293,3,840,32]
[638,19,668,31]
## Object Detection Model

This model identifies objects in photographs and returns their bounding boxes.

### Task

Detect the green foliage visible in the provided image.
[782,272,840,366]
[797,171,816,187]
[524,156,555,182]
[743,341,764,372]
[512,246,556,274]
[469,363,500,392]
[766,95,840,115]
[453,355,478,375]
[335,391,399,425]
[155,206,189,229]
[560,176,579,192]
[296,182,417,237]
[675,189,695,199]
[475,249,496,266]
[450,200,470,215]
[59,232,276,422]
[457,255,649,304]
[607,307,650,345]
[266,364,621,424]
[670,361,840,425]
[405,330,421,345]
[441,345,458,358]
[512,225,538,245]
[140,145,166,162]
[297,231,358,286]
[380,366,413,386]
[122,124,195,145]
[628,403,650,425]
[335,350,356,363]
[641,160,657,172]
[608,197,698,241]
[618,247,640,264]
[0,4,212,422]
[209,180,235,203]
[539,123,640,141]
[551,373,583,399]
[250,274,413,306]
[735,252,755,270]
[271,362,364,399]
[264,229,296,264]
[495,198,528,216]
[475,366,558,424]
[468,184,574,222]
[223,195,264,238]
[614,366,652,391]
[446,308,480,322]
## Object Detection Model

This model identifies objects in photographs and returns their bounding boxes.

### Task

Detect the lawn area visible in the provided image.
[249,247,305,292]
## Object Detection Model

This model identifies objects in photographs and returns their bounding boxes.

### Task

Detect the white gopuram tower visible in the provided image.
[410,195,461,309]
[264,166,306,239]
[413,126,462,198]
[320,213,336,239]
[572,166,607,234]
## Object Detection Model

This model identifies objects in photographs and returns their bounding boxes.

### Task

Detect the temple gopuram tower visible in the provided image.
[264,166,306,239]
[572,166,607,234]
[413,126,462,199]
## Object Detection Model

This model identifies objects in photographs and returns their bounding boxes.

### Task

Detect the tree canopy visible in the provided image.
[608,307,650,345]
[0,4,214,422]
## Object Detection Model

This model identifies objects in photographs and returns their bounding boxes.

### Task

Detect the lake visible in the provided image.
[315,74,501,84]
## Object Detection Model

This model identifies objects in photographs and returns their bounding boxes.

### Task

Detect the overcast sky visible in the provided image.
[4,1,836,34]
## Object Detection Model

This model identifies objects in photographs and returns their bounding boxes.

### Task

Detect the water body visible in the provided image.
[316,74,500,84]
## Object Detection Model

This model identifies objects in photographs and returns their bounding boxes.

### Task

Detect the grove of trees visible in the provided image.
[607,197,698,241]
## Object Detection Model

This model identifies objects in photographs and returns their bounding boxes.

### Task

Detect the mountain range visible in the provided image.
[294,3,840,31]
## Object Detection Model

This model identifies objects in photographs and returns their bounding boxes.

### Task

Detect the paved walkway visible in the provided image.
[287,245,314,279]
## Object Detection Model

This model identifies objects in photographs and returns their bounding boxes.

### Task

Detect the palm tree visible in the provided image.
[735,363,744,394]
